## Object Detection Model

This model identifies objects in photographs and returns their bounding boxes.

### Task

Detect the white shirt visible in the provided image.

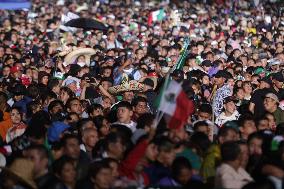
[215,163,253,189]
[215,110,240,127]
[112,121,137,133]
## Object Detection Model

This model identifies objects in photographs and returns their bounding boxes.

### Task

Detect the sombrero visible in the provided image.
[108,74,144,95]
[108,80,144,95]
[63,48,97,66]
[0,158,37,189]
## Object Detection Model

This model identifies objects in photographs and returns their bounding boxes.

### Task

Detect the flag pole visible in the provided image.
[153,37,190,128]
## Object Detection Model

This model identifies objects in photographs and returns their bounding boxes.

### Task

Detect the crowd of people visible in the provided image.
[1,0,284,188]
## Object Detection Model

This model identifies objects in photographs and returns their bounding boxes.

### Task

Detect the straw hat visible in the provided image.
[63,48,97,66]
[108,80,144,95]
[108,74,144,95]
[1,158,37,189]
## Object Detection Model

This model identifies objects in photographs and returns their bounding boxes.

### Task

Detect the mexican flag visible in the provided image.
[148,9,165,25]
[155,79,194,129]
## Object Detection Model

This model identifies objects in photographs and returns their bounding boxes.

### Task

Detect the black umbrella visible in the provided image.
[65,18,108,31]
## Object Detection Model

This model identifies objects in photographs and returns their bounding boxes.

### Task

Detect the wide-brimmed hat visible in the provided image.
[0,158,37,189]
[108,80,144,95]
[63,48,97,66]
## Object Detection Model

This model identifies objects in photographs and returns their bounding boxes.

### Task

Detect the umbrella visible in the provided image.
[65,18,108,31]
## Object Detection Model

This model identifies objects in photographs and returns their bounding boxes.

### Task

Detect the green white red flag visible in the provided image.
[155,79,194,129]
[148,9,165,25]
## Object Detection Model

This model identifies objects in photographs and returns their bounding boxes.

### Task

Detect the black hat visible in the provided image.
[201,60,211,67]
[260,77,272,86]
[142,78,154,88]
[12,83,26,96]
[272,72,284,82]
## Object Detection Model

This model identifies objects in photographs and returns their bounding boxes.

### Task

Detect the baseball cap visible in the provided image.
[265,93,279,103]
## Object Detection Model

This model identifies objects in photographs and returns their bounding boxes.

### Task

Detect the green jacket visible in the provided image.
[273,108,284,126]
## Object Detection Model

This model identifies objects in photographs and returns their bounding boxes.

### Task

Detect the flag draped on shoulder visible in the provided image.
[155,79,194,129]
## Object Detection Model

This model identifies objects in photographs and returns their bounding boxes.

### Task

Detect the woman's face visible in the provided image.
[202,76,210,85]
[77,55,86,63]
[236,89,245,100]
[102,98,111,109]
[93,168,113,189]
[60,162,76,185]
[60,90,70,103]
[176,168,192,186]
[243,83,252,94]
[11,109,21,124]
[41,76,49,85]
[100,119,110,137]
[145,143,158,161]
[248,138,263,156]
[25,69,32,78]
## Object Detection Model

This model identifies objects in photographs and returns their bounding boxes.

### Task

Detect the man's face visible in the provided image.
[2,67,10,77]
[93,168,113,189]
[102,69,112,78]
[67,82,77,92]
[224,101,236,114]
[220,130,239,144]
[274,79,283,89]
[117,107,132,123]
[264,97,277,112]
[249,138,263,156]
[25,149,48,175]
[239,144,249,168]
[83,130,98,148]
[214,77,225,86]
[69,100,83,115]
[50,104,63,115]
[91,108,103,117]
[158,149,176,167]
[198,111,212,120]
[64,138,81,159]
[134,101,148,115]
[145,143,158,162]
[196,125,210,137]
[109,139,126,160]
[257,119,270,131]
[241,120,257,137]
[122,91,134,102]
